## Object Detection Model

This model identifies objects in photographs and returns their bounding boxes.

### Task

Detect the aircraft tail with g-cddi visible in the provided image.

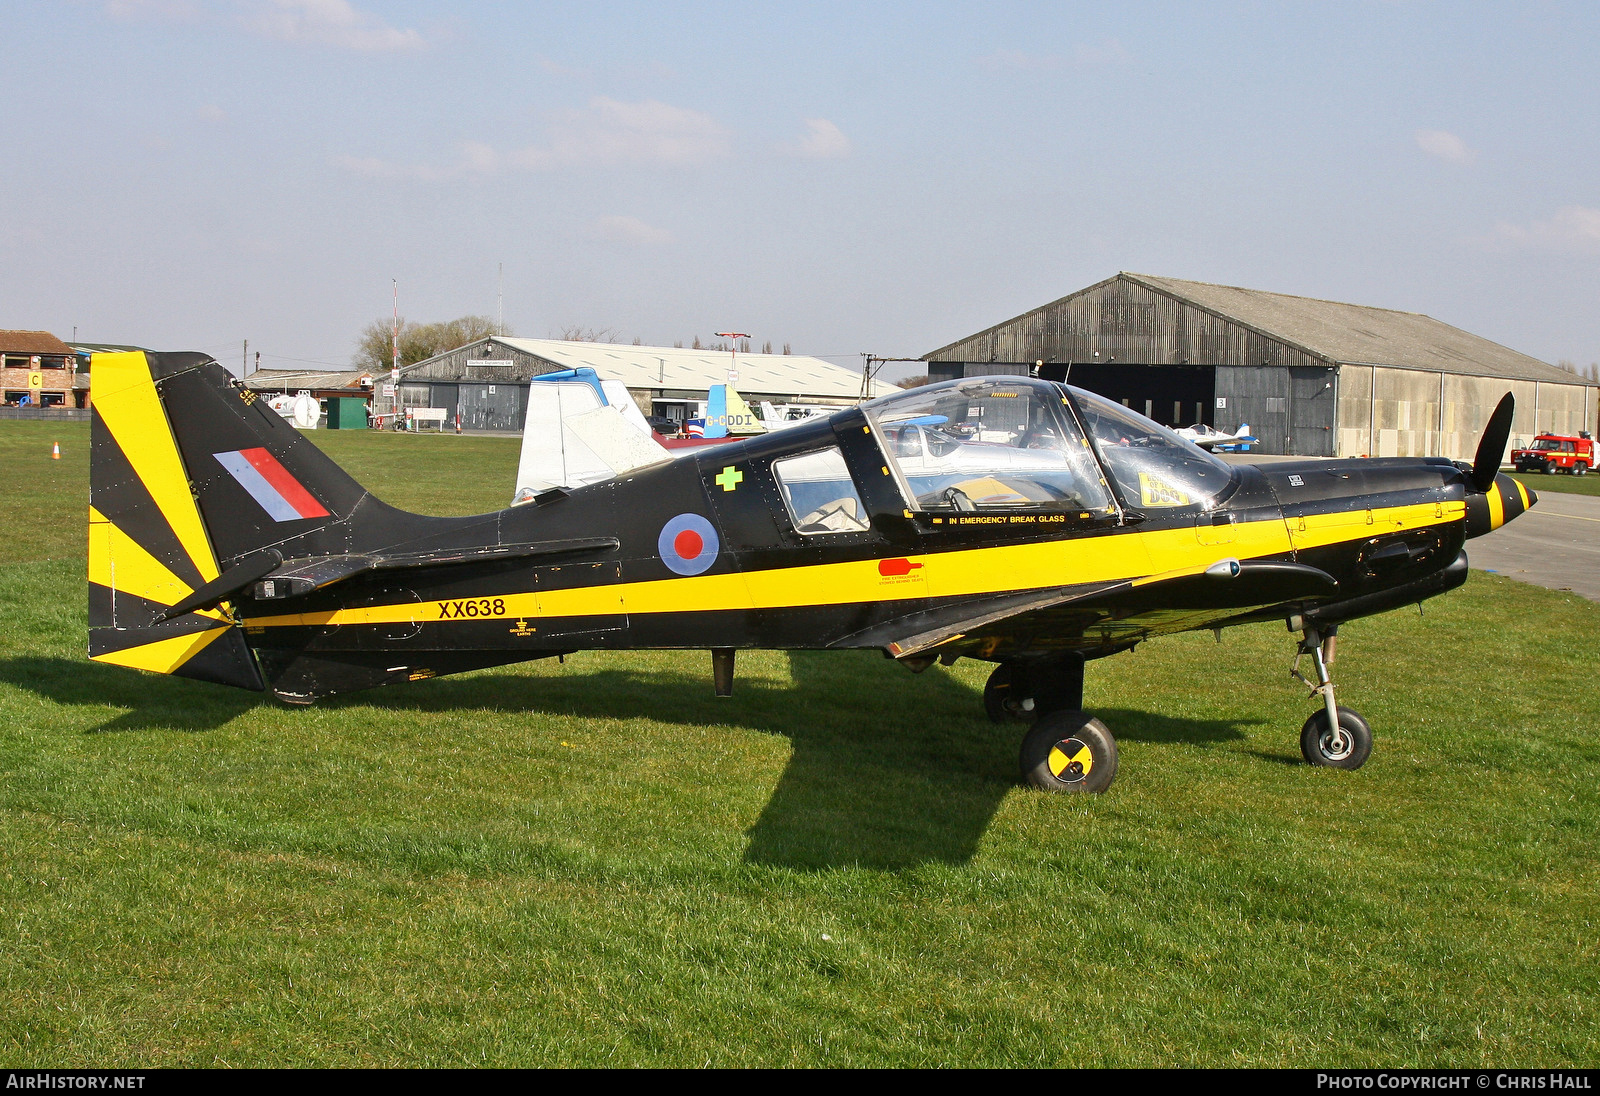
[87,350,1534,792]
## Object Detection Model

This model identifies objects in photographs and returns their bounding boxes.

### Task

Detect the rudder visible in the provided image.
[88,351,265,688]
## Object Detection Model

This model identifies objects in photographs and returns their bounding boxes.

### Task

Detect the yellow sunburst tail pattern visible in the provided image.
[87,351,265,690]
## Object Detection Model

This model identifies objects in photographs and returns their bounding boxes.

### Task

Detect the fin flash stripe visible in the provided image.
[215,448,330,522]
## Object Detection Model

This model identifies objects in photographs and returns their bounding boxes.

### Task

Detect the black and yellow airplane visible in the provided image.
[87,350,1535,793]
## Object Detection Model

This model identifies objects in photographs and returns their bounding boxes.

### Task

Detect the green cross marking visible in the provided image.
[715,466,743,492]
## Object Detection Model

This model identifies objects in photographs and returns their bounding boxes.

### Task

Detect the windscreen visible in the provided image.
[864,379,1113,513]
[1069,388,1237,512]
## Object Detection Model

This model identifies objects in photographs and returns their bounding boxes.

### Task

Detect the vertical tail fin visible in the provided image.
[88,350,402,689]
[89,352,267,688]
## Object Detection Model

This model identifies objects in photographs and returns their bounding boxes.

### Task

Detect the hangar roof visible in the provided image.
[247,368,370,390]
[1124,274,1578,383]
[481,339,898,400]
[928,273,1586,386]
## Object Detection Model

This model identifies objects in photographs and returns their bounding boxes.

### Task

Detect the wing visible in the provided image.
[836,559,1338,663]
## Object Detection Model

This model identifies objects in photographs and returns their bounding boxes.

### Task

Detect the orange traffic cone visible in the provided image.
[51,441,60,460]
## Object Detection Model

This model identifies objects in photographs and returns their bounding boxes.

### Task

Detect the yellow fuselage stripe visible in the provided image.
[243,500,1463,630]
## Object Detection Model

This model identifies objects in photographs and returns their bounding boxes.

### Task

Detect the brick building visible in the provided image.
[1,330,85,408]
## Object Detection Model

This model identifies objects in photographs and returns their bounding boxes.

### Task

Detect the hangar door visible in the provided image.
[457,382,527,432]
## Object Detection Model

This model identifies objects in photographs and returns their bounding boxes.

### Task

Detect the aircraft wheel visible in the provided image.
[1299,706,1372,770]
[984,663,1030,723]
[1019,711,1117,793]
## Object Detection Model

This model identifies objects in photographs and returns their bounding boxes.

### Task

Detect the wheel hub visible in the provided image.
[1319,726,1353,761]
[1047,738,1093,783]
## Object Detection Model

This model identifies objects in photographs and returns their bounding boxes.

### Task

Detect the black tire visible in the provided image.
[1299,706,1372,770]
[1543,465,1554,475]
[984,663,1029,723]
[1575,463,1589,477]
[1019,711,1117,793]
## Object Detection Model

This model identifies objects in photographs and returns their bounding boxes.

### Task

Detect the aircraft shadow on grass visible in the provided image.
[4,652,1254,872]
[0,656,266,732]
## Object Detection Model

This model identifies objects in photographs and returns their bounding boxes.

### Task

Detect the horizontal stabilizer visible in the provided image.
[249,537,619,602]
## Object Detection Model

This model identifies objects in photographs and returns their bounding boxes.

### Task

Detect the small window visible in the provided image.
[773,447,871,535]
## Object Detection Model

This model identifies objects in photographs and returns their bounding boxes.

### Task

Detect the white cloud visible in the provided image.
[335,100,727,182]
[1074,38,1131,65]
[103,0,202,21]
[334,141,497,181]
[509,98,731,170]
[976,48,1059,70]
[535,56,587,79]
[777,118,851,160]
[1489,206,1600,253]
[244,0,424,52]
[592,215,672,246]
[977,40,1127,70]
[1415,129,1476,165]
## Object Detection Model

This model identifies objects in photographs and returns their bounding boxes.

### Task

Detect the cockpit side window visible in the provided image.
[1068,388,1238,512]
[772,447,872,535]
[863,380,1114,514]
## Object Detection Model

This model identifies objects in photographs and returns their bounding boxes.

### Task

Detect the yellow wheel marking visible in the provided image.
[1047,739,1093,780]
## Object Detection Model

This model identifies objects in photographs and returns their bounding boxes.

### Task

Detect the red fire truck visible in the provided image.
[1511,432,1593,475]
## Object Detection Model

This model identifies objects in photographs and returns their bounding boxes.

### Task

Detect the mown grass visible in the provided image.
[1508,470,1600,498]
[2,421,1597,1066]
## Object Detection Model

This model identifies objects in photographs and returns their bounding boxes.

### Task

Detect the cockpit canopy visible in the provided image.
[862,377,1236,515]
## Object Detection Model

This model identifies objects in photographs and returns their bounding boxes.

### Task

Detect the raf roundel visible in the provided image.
[658,513,720,576]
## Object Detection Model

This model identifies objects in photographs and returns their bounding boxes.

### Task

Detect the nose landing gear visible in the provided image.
[1290,624,1372,769]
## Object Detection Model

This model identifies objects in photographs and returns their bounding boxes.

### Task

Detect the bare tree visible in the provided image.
[782,343,791,355]
[673,340,683,349]
[353,314,504,371]
[894,374,933,388]
[691,336,702,349]
[555,325,622,343]
[761,340,772,355]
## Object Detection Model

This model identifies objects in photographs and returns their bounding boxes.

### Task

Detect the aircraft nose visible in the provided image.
[1465,472,1536,538]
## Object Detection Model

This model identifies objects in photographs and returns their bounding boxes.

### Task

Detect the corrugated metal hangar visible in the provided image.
[248,338,898,433]
[926,273,1599,460]
[401,338,898,432]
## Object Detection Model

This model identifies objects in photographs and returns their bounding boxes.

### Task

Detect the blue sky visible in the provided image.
[4,1,1597,379]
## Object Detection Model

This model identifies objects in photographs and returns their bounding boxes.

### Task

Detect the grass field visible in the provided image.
[1508,469,1600,498]
[2,421,1597,1067]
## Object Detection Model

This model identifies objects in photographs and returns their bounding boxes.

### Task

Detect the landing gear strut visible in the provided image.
[1291,624,1372,769]
[989,656,1118,793]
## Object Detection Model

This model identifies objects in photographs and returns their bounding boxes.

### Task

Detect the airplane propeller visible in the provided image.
[1470,392,1515,493]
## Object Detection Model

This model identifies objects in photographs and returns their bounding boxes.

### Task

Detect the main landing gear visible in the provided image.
[986,656,1119,794]
[1290,624,1372,770]
[987,624,1375,792]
